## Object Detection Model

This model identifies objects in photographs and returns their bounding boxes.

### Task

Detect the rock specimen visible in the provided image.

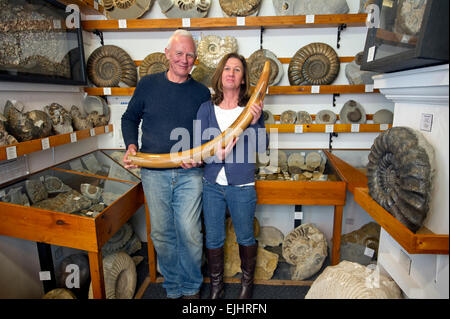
[44,103,73,135]
[257,226,284,247]
[32,189,92,214]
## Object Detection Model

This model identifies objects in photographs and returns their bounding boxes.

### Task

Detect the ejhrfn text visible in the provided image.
[182,303,267,317]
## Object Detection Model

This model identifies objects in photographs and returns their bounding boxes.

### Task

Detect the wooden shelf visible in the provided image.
[266,123,391,133]
[0,124,113,161]
[81,13,367,31]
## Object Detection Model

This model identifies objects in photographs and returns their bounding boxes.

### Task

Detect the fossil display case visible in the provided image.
[0,151,145,298]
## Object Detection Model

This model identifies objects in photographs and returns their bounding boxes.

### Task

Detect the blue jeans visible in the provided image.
[202,178,257,249]
[141,167,203,298]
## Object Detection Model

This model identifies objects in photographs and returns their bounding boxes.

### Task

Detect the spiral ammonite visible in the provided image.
[139,52,169,79]
[288,42,340,85]
[197,35,238,69]
[247,49,283,86]
[219,0,262,17]
[158,0,211,17]
[87,45,137,87]
[366,126,435,232]
[104,0,153,19]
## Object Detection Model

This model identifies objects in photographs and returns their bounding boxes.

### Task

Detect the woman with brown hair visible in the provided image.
[195,52,268,299]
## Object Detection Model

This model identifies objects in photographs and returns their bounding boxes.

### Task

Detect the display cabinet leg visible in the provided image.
[144,199,157,282]
[88,251,105,299]
[36,242,56,293]
[331,205,344,266]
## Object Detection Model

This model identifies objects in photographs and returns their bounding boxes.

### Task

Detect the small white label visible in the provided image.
[52,19,62,29]
[311,85,320,94]
[420,113,433,132]
[6,146,17,160]
[103,87,112,95]
[305,15,315,23]
[118,19,127,29]
[364,246,375,258]
[182,18,191,28]
[41,138,50,150]
[351,124,360,132]
[236,17,245,26]
[380,124,389,131]
[294,212,303,220]
[367,46,376,62]
[39,271,51,281]
[70,132,77,143]
[105,125,110,133]
[90,128,96,137]
[400,34,411,43]
[325,124,334,133]
[294,125,303,133]
[365,84,374,92]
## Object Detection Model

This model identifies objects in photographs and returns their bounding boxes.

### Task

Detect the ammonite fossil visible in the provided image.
[273,0,349,16]
[296,111,312,124]
[102,222,134,256]
[247,49,283,86]
[191,62,215,87]
[44,103,73,135]
[103,0,154,19]
[139,52,169,79]
[287,152,305,174]
[280,110,297,124]
[288,43,340,86]
[0,114,18,146]
[316,109,337,124]
[262,110,275,124]
[373,109,394,124]
[197,35,238,69]
[367,127,435,233]
[157,0,211,18]
[87,45,137,87]
[70,105,94,131]
[339,100,366,124]
[219,0,262,17]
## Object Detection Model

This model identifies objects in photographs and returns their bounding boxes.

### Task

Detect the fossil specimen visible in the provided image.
[288,43,340,86]
[25,179,48,204]
[43,176,72,194]
[272,0,349,16]
[70,105,94,131]
[287,152,305,174]
[44,103,73,135]
[262,110,275,124]
[197,35,238,69]
[345,52,378,85]
[341,222,381,263]
[247,49,283,86]
[139,52,169,79]
[373,109,394,124]
[296,111,312,124]
[157,0,211,18]
[316,109,337,124]
[191,62,215,87]
[280,110,297,124]
[257,226,284,247]
[87,45,137,87]
[219,0,262,17]
[340,100,367,124]
[305,261,402,299]
[0,114,18,146]
[366,127,435,232]
[80,183,103,202]
[394,0,427,36]
[103,0,154,19]
[42,288,77,299]
[102,222,134,256]
[32,189,92,214]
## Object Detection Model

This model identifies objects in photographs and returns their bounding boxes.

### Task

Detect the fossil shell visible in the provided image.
[282,223,328,280]
[25,179,48,204]
[316,109,337,124]
[219,0,262,17]
[44,176,72,194]
[288,43,340,86]
[247,49,283,86]
[373,109,394,124]
[32,189,92,214]
[0,187,30,206]
[80,183,103,201]
[0,125,18,146]
[104,0,154,19]
[262,110,275,124]
[191,62,215,87]
[157,0,211,18]
[102,222,134,255]
[43,288,77,299]
[70,105,94,131]
[273,0,349,16]
[280,110,297,124]
[256,226,284,247]
[394,0,427,36]
[287,152,305,174]
[305,151,322,170]
[139,52,169,79]
[197,35,238,69]
[296,111,312,124]
[341,222,381,260]
[305,261,402,299]
[44,103,73,135]
[366,127,435,232]
[87,45,137,87]
[340,100,366,124]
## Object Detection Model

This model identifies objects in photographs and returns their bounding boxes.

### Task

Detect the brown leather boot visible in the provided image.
[206,247,224,299]
[238,243,258,299]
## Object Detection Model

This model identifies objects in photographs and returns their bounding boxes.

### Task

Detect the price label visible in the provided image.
[365,84,374,92]
[294,212,303,220]
[105,125,110,133]
[294,125,303,133]
[182,18,191,28]
[325,125,334,133]
[305,15,315,23]
[90,128,96,137]
[401,34,411,44]
[103,87,112,95]
[380,124,389,131]
[70,132,77,143]
[6,146,17,160]
[351,124,360,132]
[118,19,127,29]
[311,85,320,94]
[367,46,376,62]
[41,138,50,150]
[236,17,245,26]
[53,19,62,29]
[39,271,51,281]
[364,246,375,258]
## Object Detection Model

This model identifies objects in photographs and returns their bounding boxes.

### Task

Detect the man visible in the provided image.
[121,29,211,299]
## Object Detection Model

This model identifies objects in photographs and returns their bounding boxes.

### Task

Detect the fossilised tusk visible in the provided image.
[128,60,271,168]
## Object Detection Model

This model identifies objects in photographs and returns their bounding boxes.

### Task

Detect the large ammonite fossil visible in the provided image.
[139,52,169,79]
[157,0,211,18]
[219,0,262,17]
[103,0,154,19]
[339,100,366,124]
[87,45,137,87]
[191,62,215,87]
[366,126,435,233]
[247,49,283,87]
[128,61,271,168]
[288,43,340,86]
[272,0,349,16]
[196,35,238,69]
[316,109,337,124]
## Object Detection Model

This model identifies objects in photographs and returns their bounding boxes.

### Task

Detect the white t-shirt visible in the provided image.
[214,105,254,186]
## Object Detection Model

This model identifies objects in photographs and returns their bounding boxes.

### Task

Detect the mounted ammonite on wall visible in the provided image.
[288,43,340,86]
[247,49,283,87]
[196,35,238,69]
[272,0,349,16]
[366,126,435,232]
[219,0,263,17]
[103,0,154,19]
[87,45,137,87]
[157,0,211,18]
[139,52,169,79]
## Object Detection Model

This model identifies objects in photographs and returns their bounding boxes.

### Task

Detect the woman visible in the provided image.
[196,52,268,299]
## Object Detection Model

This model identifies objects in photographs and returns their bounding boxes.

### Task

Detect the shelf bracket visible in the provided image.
[329,132,338,149]
[336,24,347,49]
[260,26,265,50]
[93,29,104,46]
[332,93,340,107]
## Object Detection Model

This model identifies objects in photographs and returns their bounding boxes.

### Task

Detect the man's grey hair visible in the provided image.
[166,29,197,51]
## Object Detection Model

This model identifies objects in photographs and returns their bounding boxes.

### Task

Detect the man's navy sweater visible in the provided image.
[121,72,211,158]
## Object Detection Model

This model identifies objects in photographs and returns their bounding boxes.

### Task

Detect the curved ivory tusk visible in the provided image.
[128,60,271,168]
